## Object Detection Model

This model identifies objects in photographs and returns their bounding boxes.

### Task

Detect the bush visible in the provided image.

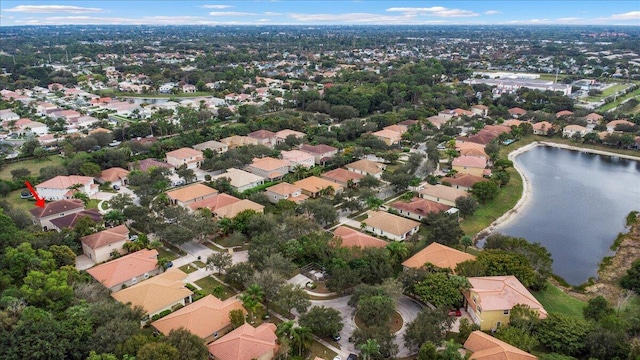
[185,283,197,291]
[151,309,172,321]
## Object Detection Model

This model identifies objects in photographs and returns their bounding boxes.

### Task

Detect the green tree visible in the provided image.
[103,210,126,226]
[136,343,179,360]
[274,284,311,318]
[403,308,455,352]
[87,351,118,360]
[357,295,396,328]
[224,262,254,289]
[166,328,208,360]
[290,326,313,356]
[418,341,438,360]
[299,306,344,338]
[20,269,75,311]
[206,252,233,275]
[229,309,245,329]
[455,196,478,217]
[11,168,31,181]
[425,212,464,247]
[583,295,614,322]
[621,259,640,294]
[359,339,381,360]
[414,273,470,309]
[476,250,539,289]
[460,235,474,252]
[536,313,591,356]
[109,193,134,211]
[80,162,102,176]
[494,326,539,353]
[470,180,499,204]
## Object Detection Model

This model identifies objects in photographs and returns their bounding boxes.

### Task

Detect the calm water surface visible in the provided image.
[494,146,640,285]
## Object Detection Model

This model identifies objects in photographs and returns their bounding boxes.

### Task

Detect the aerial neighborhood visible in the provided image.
[0,19,639,360]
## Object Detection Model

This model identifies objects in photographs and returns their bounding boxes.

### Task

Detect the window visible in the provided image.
[503,310,509,315]
[131,277,137,284]
[144,273,150,279]
[214,332,219,338]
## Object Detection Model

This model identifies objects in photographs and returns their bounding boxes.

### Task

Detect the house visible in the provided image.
[584,112,604,125]
[35,175,98,201]
[390,197,451,221]
[80,224,129,264]
[442,173,489,191]
[13,119,48,135]
[294,176,344,198]
[212,168,265,193]
[508,107,527,118]
[97,167,130,187]
[471,105,489,117]
[532,121,553,136]
[152,295,245,343]
[556,110,574,118]
[182,84,197,93]
[372,129,403,146]
[86,249,160,292]
[128,158,174,172]
[207,323,278,360]
[281,150,315,170]
[0,109,20,121]
[606,119,635,133]
[464,331,537,360]
[275,129,305,144]
[112,269,193,319]
[427,115,450,129]
[419,184,470,207]
[463,276,548,331]
[189,193,241,213]
[321,168,365,187]
[362,211,420,242]
[165,148,204,169]
[193,140,229,154]
[345,159,386,178]
[456,141,488,158]
[562,124,588,138]
[166,183,218,207]
[29,199,102,231]
[247,157,290,181]
[501,119,523,128]
[247,130,277,147]
[220,135,259,149]
[333,225,388,249]
[265,183,308,204]
[402,242,476,272]
[213,199,264,219]
[452,156,488,177]
[300,144,338,165]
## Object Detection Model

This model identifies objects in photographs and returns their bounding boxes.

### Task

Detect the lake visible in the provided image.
[494,145,640,285]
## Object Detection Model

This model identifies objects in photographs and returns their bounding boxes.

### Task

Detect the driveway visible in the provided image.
[307,294,423,358]
[177,240,248,268]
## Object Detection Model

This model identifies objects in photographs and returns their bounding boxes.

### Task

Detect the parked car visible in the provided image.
[129,235,139,241]
[448,308,462,317]
[332,334,341,341]
[347,354,358,360]
[164,261,173,269]
[20,191,33,199]
[113,184,120,191]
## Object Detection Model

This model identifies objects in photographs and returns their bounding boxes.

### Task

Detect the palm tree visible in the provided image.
[290,326,313,356]
[291,165,307,181]
[386,241,409,265]
[218,217,234,236]
[276,320,295,359]
[359,339,380,360]
[72,192,90,206]
[103,210,126,226]
[460,235,474,252]
[123,240,143,253]
[156,257,169,272]
[239,293,259,323]
[365,196,384,210]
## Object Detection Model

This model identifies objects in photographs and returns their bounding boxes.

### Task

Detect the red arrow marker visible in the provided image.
[25,181,45,208]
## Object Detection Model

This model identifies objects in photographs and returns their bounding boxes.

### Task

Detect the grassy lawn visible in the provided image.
[532,282,586,319]
[178,263,199,274]
[599,88,640,112]
[582,83,629,102]
[193,260,206,268]
[155,246,179,261]
[4,189,38,213]
[0,155,64,180]
[307,339,338,360]
[194,276,236,300]
[86,199,100,209]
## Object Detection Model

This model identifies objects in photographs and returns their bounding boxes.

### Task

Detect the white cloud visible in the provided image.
[287,12,452,25]
[201,4,233,9]
[484,10,501,15]
[263,12,282,16]
[611,11,640,20]
[386,6,478,17]
[556,17,582,22]
[4,5,104,13]
[209,11,257,16]
[13,15,224,25]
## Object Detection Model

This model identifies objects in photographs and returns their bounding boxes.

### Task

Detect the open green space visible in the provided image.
[532,282,586,319]
[307,339,338,360]
[599,88,640,112]
[582,83,629,102]
[194,276,236,300]
[178,263,199,274]
[155,246,180,261]
[5,189,37,213]
[0,155,64,180]
[86,199,100,209]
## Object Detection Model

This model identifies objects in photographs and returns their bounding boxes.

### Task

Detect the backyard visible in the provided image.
[532,282,586,319]
[0,154,64,180]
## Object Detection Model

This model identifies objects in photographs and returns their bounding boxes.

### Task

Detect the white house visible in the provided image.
[362,211,420,242]
[281,150,315,170]
[212,168,265,193]
[165,148,204,169]
[35,175,98,201]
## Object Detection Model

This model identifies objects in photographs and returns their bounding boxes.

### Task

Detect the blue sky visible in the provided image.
[0,1,638,26]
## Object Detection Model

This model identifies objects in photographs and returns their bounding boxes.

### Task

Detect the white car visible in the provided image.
[333,356,342,360]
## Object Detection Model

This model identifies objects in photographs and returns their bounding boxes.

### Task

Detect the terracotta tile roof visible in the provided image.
[427,115,450,129]
[300,143,337,155]
[467,276,547,317]
[81,224,129,250]
[502,119,523,127]
[532,121,552,131]
[214,199,264,218]
[443,173,488,188]
[453,155,487,169]
[207,323,278,360]
[454,108,474,116]
[266,182,302,196]
[189,193,241,212]
[281,150,315,163]
[294,176,344,194]
[213,168,265,189]
[402,242,476,270]
[30,199,84,218]
[363,211,420,237]
[473,105,489,110]
[86,249,159,289]
[508,107,527,115]
[333,226,388,248]
[465,331,537,360]
[483,125,512,134]
[152,295,245,338]
[99,167,130,183]
[193,140,227,151]
[390,197,451,216]
[606,119,635,128]
[112,269,192,315]
[585,112,603,121]
[250,157,290,171]
[275,129,305,140]
[556,110,574,117]
[372,129,402,141]
[321,168,365,184]
[564,124,587,132]
[419,184,470,202]
[129,158,173,171]
[36,175,94,190]
[166,183,218,203]
[248,129,276,140]
[456,141,488,158]
[166,147,204,160]
[346,159,385,175]
[49,209,102,229]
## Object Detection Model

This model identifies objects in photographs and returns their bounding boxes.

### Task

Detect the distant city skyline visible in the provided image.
[0,1,638,27]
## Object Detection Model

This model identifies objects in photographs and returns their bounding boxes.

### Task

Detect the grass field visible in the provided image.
[599,88,640,112]
[533,282,586,319]
[194,276,236,300]
[0,155,64,180]
[178,263,199,274]
[5,189,37,212]
[583,83,629,102]
[155,246,180,261]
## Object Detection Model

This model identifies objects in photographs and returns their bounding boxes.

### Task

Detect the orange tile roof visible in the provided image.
[390,197,451,216]
[419,184,470,202]
[99,167,130,182]
[333,226,388,248]
[585,112,603,121]
[86,249,158,289]
[346,159,385,175]
[467,276,547,318]
[166,147,204,160]
[166,183,218,203]
[250,157,290,171]
[248,129,275,140]
[36,175,94,190]
[556,110,574,117]
[532,121,552,131]
[207,323,278,360]
[189,193,241,212]
[465,331,537,360]
[275,129,305,139]
[443,173,489,188]
[152,295,245,338]
[402,242,476,270]
[266,182,302,196]
[81,224,129,250]
[294,176,344,194]
[502,119,523,127]
[112,269,192,315]
[363,211,420,237]
[453,155,487,169]
[214,199,264,218]
[321,168,365,184]
[508,107,526,115]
